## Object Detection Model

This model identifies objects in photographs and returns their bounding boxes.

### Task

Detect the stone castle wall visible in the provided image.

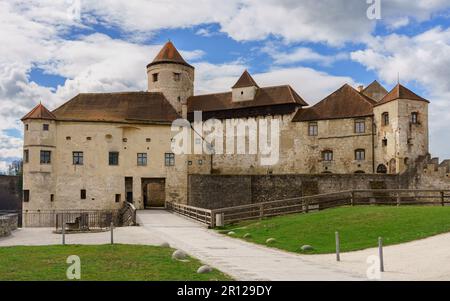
[188,173,400,209]
[0,175,21,211]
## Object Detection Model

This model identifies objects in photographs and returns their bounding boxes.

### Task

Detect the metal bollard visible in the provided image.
[378,237,384,272]
[335,231,340,262]
[110,222,114,245]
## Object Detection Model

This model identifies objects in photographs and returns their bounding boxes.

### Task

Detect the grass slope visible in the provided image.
[0,244,232,281]
[220,206,450,254]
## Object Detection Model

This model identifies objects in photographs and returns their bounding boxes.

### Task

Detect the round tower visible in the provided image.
[147,41,194,116]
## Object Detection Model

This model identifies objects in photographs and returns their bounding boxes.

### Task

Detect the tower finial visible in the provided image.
[397,72,400,85]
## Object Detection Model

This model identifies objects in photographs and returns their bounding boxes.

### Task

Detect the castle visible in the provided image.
[22,41,435,211]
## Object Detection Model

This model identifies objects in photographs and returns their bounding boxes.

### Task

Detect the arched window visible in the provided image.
[322,150,333,161]
[382,112,389,126]
[377,164,387,174]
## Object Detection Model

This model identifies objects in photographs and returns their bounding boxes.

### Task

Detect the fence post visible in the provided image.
[396,193,401,207]
[305,200,309,213]
[378,237,384,272]
[110,222,114,245]
[350,191,355,206]
[335,231,340,262]
[259,204,264,220]
[441,191,445,207]
[62,221,66,245]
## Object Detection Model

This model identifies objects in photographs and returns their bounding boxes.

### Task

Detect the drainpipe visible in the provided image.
[372,116,376,173]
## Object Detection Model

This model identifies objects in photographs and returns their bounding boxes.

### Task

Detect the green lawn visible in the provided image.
[219,206,450,254]
[0,244,232,281]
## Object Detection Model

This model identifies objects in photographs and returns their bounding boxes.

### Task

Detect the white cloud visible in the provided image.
[262,45,348,66]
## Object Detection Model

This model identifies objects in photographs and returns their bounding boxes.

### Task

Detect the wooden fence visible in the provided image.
[168,189,450,228]
[166,201,213,225]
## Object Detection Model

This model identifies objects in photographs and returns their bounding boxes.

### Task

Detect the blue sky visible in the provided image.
[1,0,450,172]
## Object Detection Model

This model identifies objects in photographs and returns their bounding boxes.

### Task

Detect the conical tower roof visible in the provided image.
[147,41,193,68]
[21,103,56,121]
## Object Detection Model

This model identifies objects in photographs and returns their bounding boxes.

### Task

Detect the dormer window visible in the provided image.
[152,73,159,82]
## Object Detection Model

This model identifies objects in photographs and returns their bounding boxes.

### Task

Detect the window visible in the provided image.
[66,136,71,140]
[173,72,181,81]
[188,161,193,165]
[73,152,84,165]
[165,153,175,166]
[411,112,418,124]
[177,96,181,102]
[152,73,159,82]
[308,122,318,136]
[382,138,388,147]
[122,138,128,142]
[355,149,365,161]
[24,149,29,163]
[146,138,151,142]
[322,150,333,161]
[80,189,86,200]
[382,112,389,126]
[377,164,387,174]
[354,120,365,133]
[198,159,203,165]
[137,153,147,166]
[40,150,51,164]
[195,138,202,145]
[115,194,121,203]
[50,194,54,202]
[43,124,49,131]
[86,137,92,141]
[23,190,30,202]
[109,152,119,166]
[25,124,29,131]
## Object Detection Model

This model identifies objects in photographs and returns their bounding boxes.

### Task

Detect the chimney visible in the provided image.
[357,85,364,92]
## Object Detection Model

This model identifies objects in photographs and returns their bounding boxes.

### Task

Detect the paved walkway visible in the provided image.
[137,210,362,281]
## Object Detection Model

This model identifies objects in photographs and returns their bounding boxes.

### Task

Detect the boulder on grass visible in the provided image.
[301,245,314,251]
[266,238,276,244]
[160,242,170,248]
[172,250,188,260]
[227,231,236,236]
[197,265,213,274]
[243,233,252,239]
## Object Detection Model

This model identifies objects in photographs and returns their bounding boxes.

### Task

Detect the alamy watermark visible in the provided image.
[66,255,81,280]
[170,111,280,166]
[367,0,382,20]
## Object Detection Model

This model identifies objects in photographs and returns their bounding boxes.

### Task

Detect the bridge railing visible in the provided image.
[166,201,213,226]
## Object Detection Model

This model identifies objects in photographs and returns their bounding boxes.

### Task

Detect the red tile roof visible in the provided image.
[52,92,180,124]
[232,70,259,88]
[293,84,376,122]
[147,41,193,69]
[21,103,56,121]
[188,85,308,113]
[375,84,429,106]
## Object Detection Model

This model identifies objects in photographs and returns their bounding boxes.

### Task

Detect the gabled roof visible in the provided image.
[293,84,376,122]
[188,85,308,114]
[375,84,429,106]
[362,80,388,102]
[147,41,193,69]
[52,92,180,124]
[232,70,259,89]
[21,103,56,121]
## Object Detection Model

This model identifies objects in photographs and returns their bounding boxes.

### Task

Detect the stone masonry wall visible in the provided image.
[0,214,19,237]
[188,173,400,209]
[0,175,21,211]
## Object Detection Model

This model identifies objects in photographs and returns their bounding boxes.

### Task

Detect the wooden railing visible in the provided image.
[21,210,120,228]
[166,201,213,226]
[209,189,450,228]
